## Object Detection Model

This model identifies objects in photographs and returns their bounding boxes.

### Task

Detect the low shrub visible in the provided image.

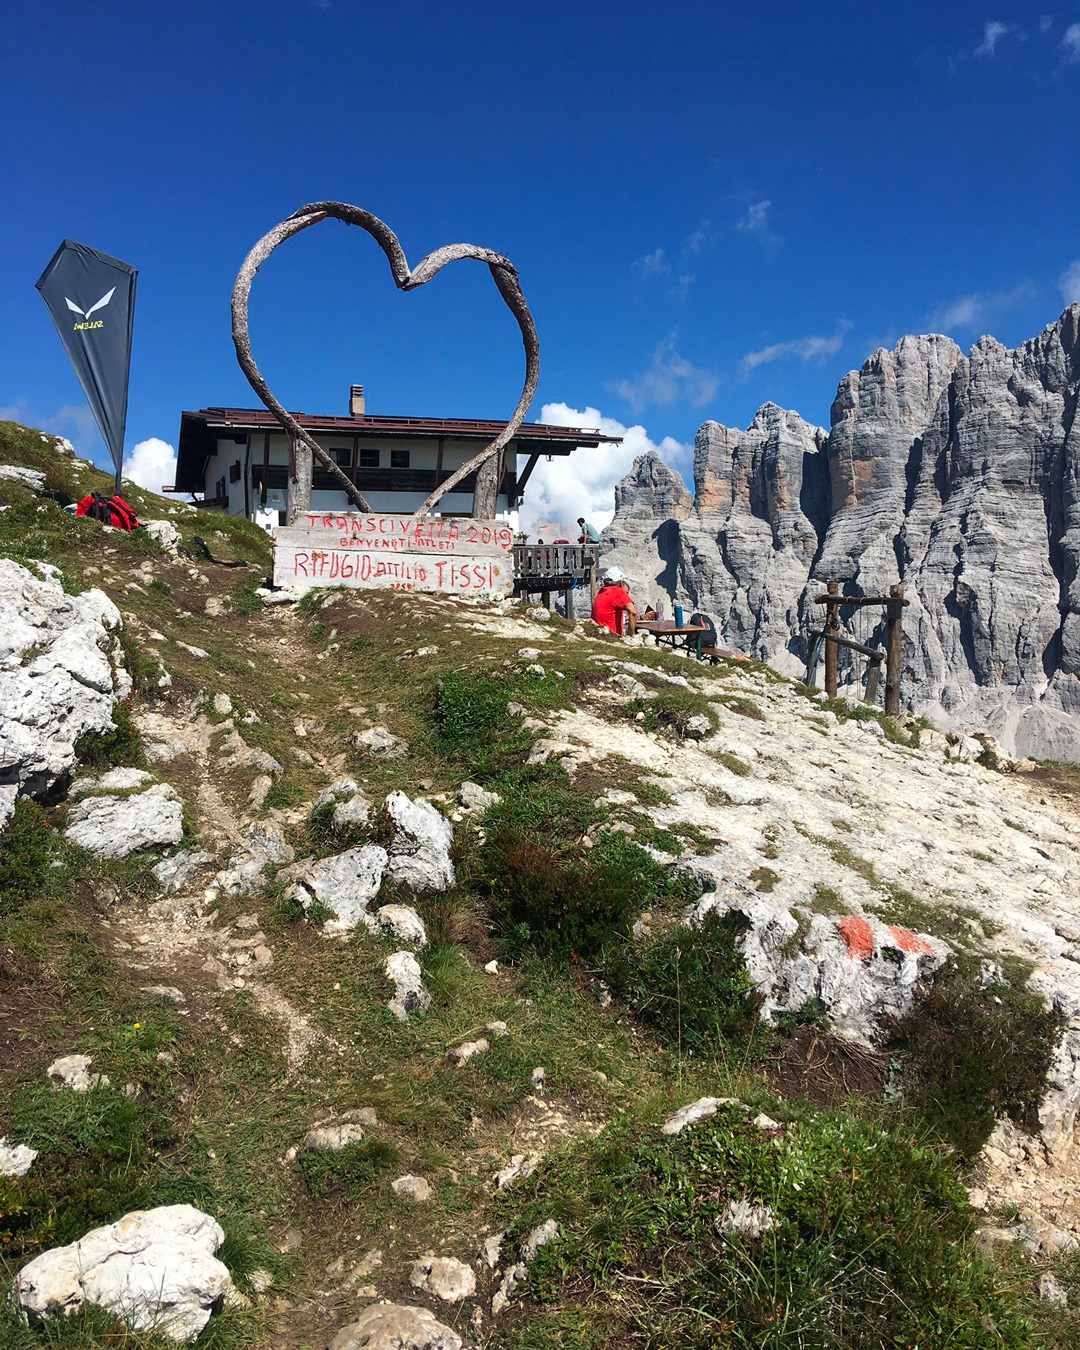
[621,689,717,737]
[604,911,761,1056]
[501,1109,1032,1348]
[0,799,60,918]
[886,959,1063,1160]
[473,824,697,964]
[74,701,145,770]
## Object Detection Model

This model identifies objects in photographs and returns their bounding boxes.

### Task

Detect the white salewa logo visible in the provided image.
[65,288,115,321]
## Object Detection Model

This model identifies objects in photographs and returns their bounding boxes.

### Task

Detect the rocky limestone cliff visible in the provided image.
[605,306,1080,761]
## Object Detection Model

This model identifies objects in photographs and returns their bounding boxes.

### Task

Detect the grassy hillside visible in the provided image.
[0,421,1077,1348]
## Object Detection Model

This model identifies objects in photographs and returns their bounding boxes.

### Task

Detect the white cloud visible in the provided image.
[611,339,720,412]
[636,247,669,277]
[739,327,848,377]
[123,437,178,495]
[1039,15,1054,34]
[684,219,717,255]
[1061,260,1080,305]
[736,199,773,239]
[519,402,690,536]
[1062,22,1080,62]
[973,20,1022,56]
[927,283,1035,331]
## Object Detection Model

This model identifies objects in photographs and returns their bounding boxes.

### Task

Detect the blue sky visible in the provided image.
[2,1,1079,526]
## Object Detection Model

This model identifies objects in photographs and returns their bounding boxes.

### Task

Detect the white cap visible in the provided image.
[602,566,624,583]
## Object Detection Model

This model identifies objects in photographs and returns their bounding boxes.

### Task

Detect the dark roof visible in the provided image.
[175,406,619,493]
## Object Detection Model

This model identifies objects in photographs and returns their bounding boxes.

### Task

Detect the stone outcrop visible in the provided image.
[606,305,1080,760]
[15,1204,231,1342]
[0,558,126,818]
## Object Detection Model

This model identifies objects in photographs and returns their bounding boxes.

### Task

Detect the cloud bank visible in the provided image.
[519,401,689,536]
[123,437,178,496]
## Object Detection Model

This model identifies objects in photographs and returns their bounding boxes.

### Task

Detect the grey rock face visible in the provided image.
[608,306,1080,760]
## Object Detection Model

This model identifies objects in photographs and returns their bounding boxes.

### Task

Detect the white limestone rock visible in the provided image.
[47,1054,109,1093]
[391,1174,433,1202]
[63,784,184,858]
[445,1038,489,1068]
[385,791,455,891]
[72,766,154,795]
[409,1256,476,1303]
[0,1138,38,1177]
[353,725,410,760]
[213,820,294,896]
[141,520,183,555]
[385,951,431,1020]
[290,845,388,935]
[687,892,950,1045]
[328,1303,462,1350]
[0,559,124,799]
[14,1204,231,1342]
[0,464,46,490]
[459,780,501,812]
[303,1123,367,1152]
[374,903,428,947]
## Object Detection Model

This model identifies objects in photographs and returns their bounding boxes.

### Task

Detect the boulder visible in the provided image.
[302,1123,367,1152]
[141,520,183,555]
[72,766,154,795]
[374,903,427,947]
[391,1174,433,1202]
[408,1256,476,1303]
[687,893,949,1045]
[384,792,455,891]
[328,1303,462,1350]
[0,1138,38,1177]
[14,1204,231,1342]
[353,725,410,760]
[0,559,124,800]
[47,1054,109,1093]
[290,845,388,935]
[0,464,46,490]
[63,784,184,858]
[385,951,431,1020]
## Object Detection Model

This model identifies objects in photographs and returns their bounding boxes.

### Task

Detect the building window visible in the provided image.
[327,447,351,467]
[390,449,410,469]
[358,447,379,468]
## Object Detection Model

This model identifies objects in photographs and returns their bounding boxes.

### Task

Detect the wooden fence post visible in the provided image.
[824,581,840,698]
[885,583,904,715]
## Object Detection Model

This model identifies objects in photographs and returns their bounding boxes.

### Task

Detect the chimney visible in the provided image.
[349,384,366,417]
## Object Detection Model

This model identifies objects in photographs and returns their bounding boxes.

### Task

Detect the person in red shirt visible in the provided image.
[591,566,637,634]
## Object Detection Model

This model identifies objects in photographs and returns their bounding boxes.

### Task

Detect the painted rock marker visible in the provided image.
[274,514,514,595]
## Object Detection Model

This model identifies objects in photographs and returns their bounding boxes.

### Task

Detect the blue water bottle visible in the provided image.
[674,603,684,628]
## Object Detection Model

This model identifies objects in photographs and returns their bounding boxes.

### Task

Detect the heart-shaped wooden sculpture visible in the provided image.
[231,201,539,517]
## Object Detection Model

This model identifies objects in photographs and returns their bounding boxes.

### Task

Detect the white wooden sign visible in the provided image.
[274,513,515,596]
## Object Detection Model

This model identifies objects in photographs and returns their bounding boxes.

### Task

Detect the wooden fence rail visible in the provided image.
[805,582,908,713]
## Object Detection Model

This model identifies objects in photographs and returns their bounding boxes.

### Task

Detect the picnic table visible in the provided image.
[636,620,710,658]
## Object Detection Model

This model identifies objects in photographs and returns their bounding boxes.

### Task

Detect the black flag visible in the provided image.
[36,240,137,494]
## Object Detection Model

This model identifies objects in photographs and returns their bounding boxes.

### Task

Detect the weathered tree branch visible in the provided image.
[230,202,540,518]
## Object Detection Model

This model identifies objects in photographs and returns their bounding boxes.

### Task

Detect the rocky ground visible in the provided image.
[3,420,1080,1348]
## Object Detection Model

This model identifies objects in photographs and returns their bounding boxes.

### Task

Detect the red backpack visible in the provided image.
[75,492,142,532]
